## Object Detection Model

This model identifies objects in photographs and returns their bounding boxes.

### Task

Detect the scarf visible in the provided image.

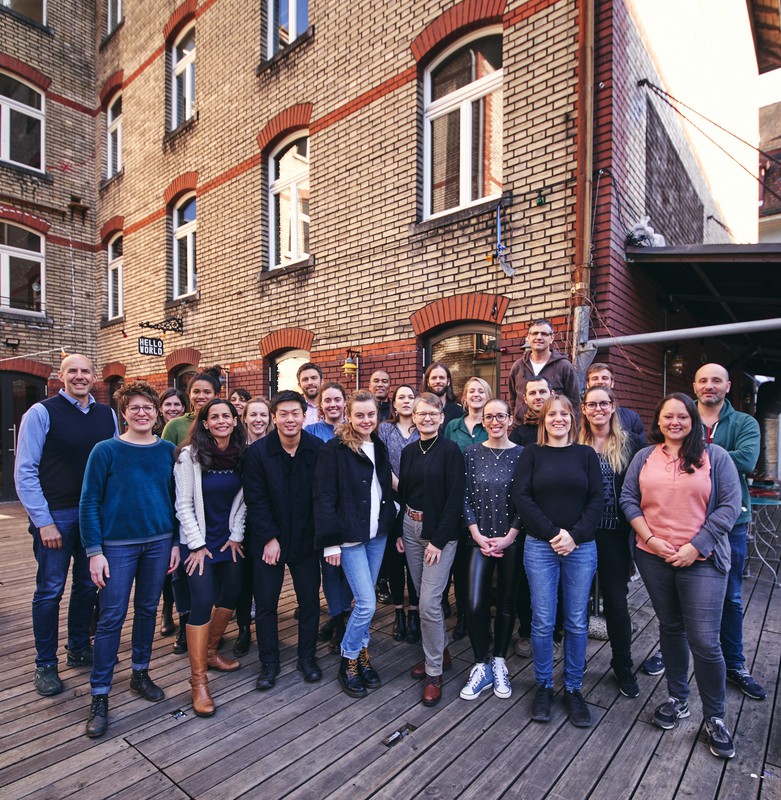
[206,440,240,471]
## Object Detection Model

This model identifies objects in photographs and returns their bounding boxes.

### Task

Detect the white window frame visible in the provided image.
[107,234,123,320]
[0,71,45,173]
[422,28,503,220]
[0,0,46,25]
[0,222,45,316]
[267,0,308,58]
[172,193,196,299]
[170,25,195,130]
[106,93,122,178]
[107,0,122,33]
[268,133,310,270]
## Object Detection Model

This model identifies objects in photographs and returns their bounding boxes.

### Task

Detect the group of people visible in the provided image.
[13,317,766,761]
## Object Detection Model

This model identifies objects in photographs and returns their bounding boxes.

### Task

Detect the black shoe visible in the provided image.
[66,644,93,667]
[318,616,337,642]
[172,614,188,654]
[441,596,452,618]
[564,690,592,728]
[329,613,346,655]
[531,685,554,722]
[296,657,322,683]
[34,664,63,697]
[160,601,176,637]
[452,614,467,641]
[614,669,640,699]
[86,694,109,738]
[376,578,392,605]
[339,657,367,698]
[130,669,165,702]
[357,648,381,689]
[392,609,407,642]
[233,625,251,656]
[294,607,300,620]
[405,610,421,644]
[255,662,280,691]
[726,668,766,700]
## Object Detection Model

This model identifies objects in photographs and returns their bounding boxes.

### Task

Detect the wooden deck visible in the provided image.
[0,500,779,800]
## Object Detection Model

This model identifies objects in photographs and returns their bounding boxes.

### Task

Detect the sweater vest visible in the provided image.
[38,394,115,511]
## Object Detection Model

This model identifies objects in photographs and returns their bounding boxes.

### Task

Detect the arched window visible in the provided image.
[107,93,122,177]
[269,134,310,269]
[0,71,45,172]
[171,25,195,129]
[172,194,196,299]
[0,221,44,314]
[107,234,123,319]
[423,32,503,218]
[271,348,309,395]
[267,0,309,57]
[426,324,500,398]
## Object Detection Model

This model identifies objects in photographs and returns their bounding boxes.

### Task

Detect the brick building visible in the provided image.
[0,0,774,499]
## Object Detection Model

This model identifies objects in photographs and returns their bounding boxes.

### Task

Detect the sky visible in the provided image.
[758,68,781,106]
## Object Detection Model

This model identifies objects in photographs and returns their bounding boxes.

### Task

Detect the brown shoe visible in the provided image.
[410,647,452,680]
[207,608,240,672]
[186,623,215,717]
[422,674,443,706]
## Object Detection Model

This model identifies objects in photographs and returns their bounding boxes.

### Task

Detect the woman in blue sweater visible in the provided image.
[80,382,179,738]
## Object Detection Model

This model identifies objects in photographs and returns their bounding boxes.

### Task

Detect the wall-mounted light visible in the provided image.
[669,353,685,377]
[3,337,20,350]
[342,349,361,387]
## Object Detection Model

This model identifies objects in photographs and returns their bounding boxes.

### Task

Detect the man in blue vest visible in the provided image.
[15,354,117,696]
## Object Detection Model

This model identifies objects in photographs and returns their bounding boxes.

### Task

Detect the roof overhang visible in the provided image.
[747,0,781,74]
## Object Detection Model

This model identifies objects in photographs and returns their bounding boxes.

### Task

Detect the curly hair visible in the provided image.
[183,398,247,468]
[114,381,160,416]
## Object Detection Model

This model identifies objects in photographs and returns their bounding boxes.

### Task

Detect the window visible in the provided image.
[107,234,123,319]
[172,194,196,299]
[423,33,503,218]
[427,324,500,397]
[0,72,44,172]
[271,349,309,394]
[171,26,195,129]
[107,0,121,33]
[0,221,44,313]
[0,0,45,25]
[107,94,122,178]
[269,135,309,269]
[267,0,309,56]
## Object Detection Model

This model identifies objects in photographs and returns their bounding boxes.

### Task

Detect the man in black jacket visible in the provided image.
[243,390,323,690]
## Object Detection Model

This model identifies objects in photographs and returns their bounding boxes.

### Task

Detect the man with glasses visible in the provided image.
[586,362,647,445]
[15,354,117,697]
[508,319,578,430]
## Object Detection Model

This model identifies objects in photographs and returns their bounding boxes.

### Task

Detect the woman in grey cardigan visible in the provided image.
[620,393,740,760]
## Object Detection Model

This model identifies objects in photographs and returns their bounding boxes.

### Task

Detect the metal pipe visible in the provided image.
[583,318,781,350]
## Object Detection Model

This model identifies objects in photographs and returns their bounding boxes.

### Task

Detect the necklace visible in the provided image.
[419,434,438,454]
[485,444,511,460]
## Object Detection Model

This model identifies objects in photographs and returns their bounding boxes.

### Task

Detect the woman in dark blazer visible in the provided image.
[397,392,465,707]
[314,390,396,699]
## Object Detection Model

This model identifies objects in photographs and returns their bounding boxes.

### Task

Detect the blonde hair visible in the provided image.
[578,386,630,472]
[537,395,576,446]
[460,377,493,409]
[335,390,377,454]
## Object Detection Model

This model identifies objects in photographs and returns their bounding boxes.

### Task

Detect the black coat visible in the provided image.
[242,429,323,564]
[397,436,466,550]
[313,433,396,549]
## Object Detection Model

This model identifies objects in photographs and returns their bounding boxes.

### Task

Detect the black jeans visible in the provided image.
[465,540,523,662]
[595,528,634,672]
[384,533,418,606]
[253,551,320,664]
[235,550,254,629]
[187,557,243,626]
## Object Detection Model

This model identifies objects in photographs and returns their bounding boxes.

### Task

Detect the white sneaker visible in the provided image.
[460,662,494,701]
[492,657,512,699]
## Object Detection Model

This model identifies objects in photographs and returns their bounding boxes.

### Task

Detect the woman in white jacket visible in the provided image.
[175,398,247,716]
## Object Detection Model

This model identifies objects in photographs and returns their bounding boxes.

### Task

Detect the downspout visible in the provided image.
[571,0,596,390]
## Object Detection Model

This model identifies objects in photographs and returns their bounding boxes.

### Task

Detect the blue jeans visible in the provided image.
[90,538,170,695]
[524,536,597,692]
[321,556,353,617]
[635,549,727,719]
[339,536,387,659]
[720,524,747,671]
[31,507,96,666]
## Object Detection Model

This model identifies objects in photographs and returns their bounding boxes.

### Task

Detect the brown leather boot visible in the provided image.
[187,623,215,717]
[207,608,240,672]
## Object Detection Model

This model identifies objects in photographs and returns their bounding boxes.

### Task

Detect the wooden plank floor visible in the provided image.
[0,500,779,800]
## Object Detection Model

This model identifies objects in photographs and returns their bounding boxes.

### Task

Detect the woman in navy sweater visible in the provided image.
[80,382,179,738]
[512,395,603,728]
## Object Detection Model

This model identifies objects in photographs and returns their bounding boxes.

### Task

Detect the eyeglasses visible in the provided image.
[127,405,156,415]
[584,401,613,410]
[483,413,509,422]
[415,411,442,420]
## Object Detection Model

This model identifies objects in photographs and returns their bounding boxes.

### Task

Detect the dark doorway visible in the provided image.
[1,373,46,500]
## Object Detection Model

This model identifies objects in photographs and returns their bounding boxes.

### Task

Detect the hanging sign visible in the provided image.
[138,337,164,357]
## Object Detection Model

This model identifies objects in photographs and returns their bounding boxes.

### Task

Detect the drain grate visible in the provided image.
[382,723,417,748]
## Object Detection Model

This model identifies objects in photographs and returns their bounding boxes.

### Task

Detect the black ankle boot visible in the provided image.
[318,616,337,642]
[339,657,367,698]
[405,610,421,644]
[85,694,109,738]
[392,609,406,641]
[172,613,189,654]
[329,612,346,655]
[452,613,467,641]
[160,601,176,637]
[233,624,251,656]
[130,668,164,702]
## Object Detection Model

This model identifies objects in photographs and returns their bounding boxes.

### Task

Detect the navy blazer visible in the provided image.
[242,429,323,564]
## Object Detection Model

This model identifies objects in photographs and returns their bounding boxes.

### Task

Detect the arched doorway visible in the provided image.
[426,324,500,399]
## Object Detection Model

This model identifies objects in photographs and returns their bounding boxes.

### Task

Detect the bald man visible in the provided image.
[15,354,117,697]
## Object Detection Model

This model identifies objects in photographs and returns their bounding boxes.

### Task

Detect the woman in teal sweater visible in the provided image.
[80,381,179,738]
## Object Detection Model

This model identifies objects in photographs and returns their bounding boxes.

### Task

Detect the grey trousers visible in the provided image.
[403,515,458,676]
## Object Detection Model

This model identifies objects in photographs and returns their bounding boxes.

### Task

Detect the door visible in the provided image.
[1,374,46,500]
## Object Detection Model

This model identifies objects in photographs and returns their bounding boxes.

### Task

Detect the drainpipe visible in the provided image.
[571,0,596,390]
